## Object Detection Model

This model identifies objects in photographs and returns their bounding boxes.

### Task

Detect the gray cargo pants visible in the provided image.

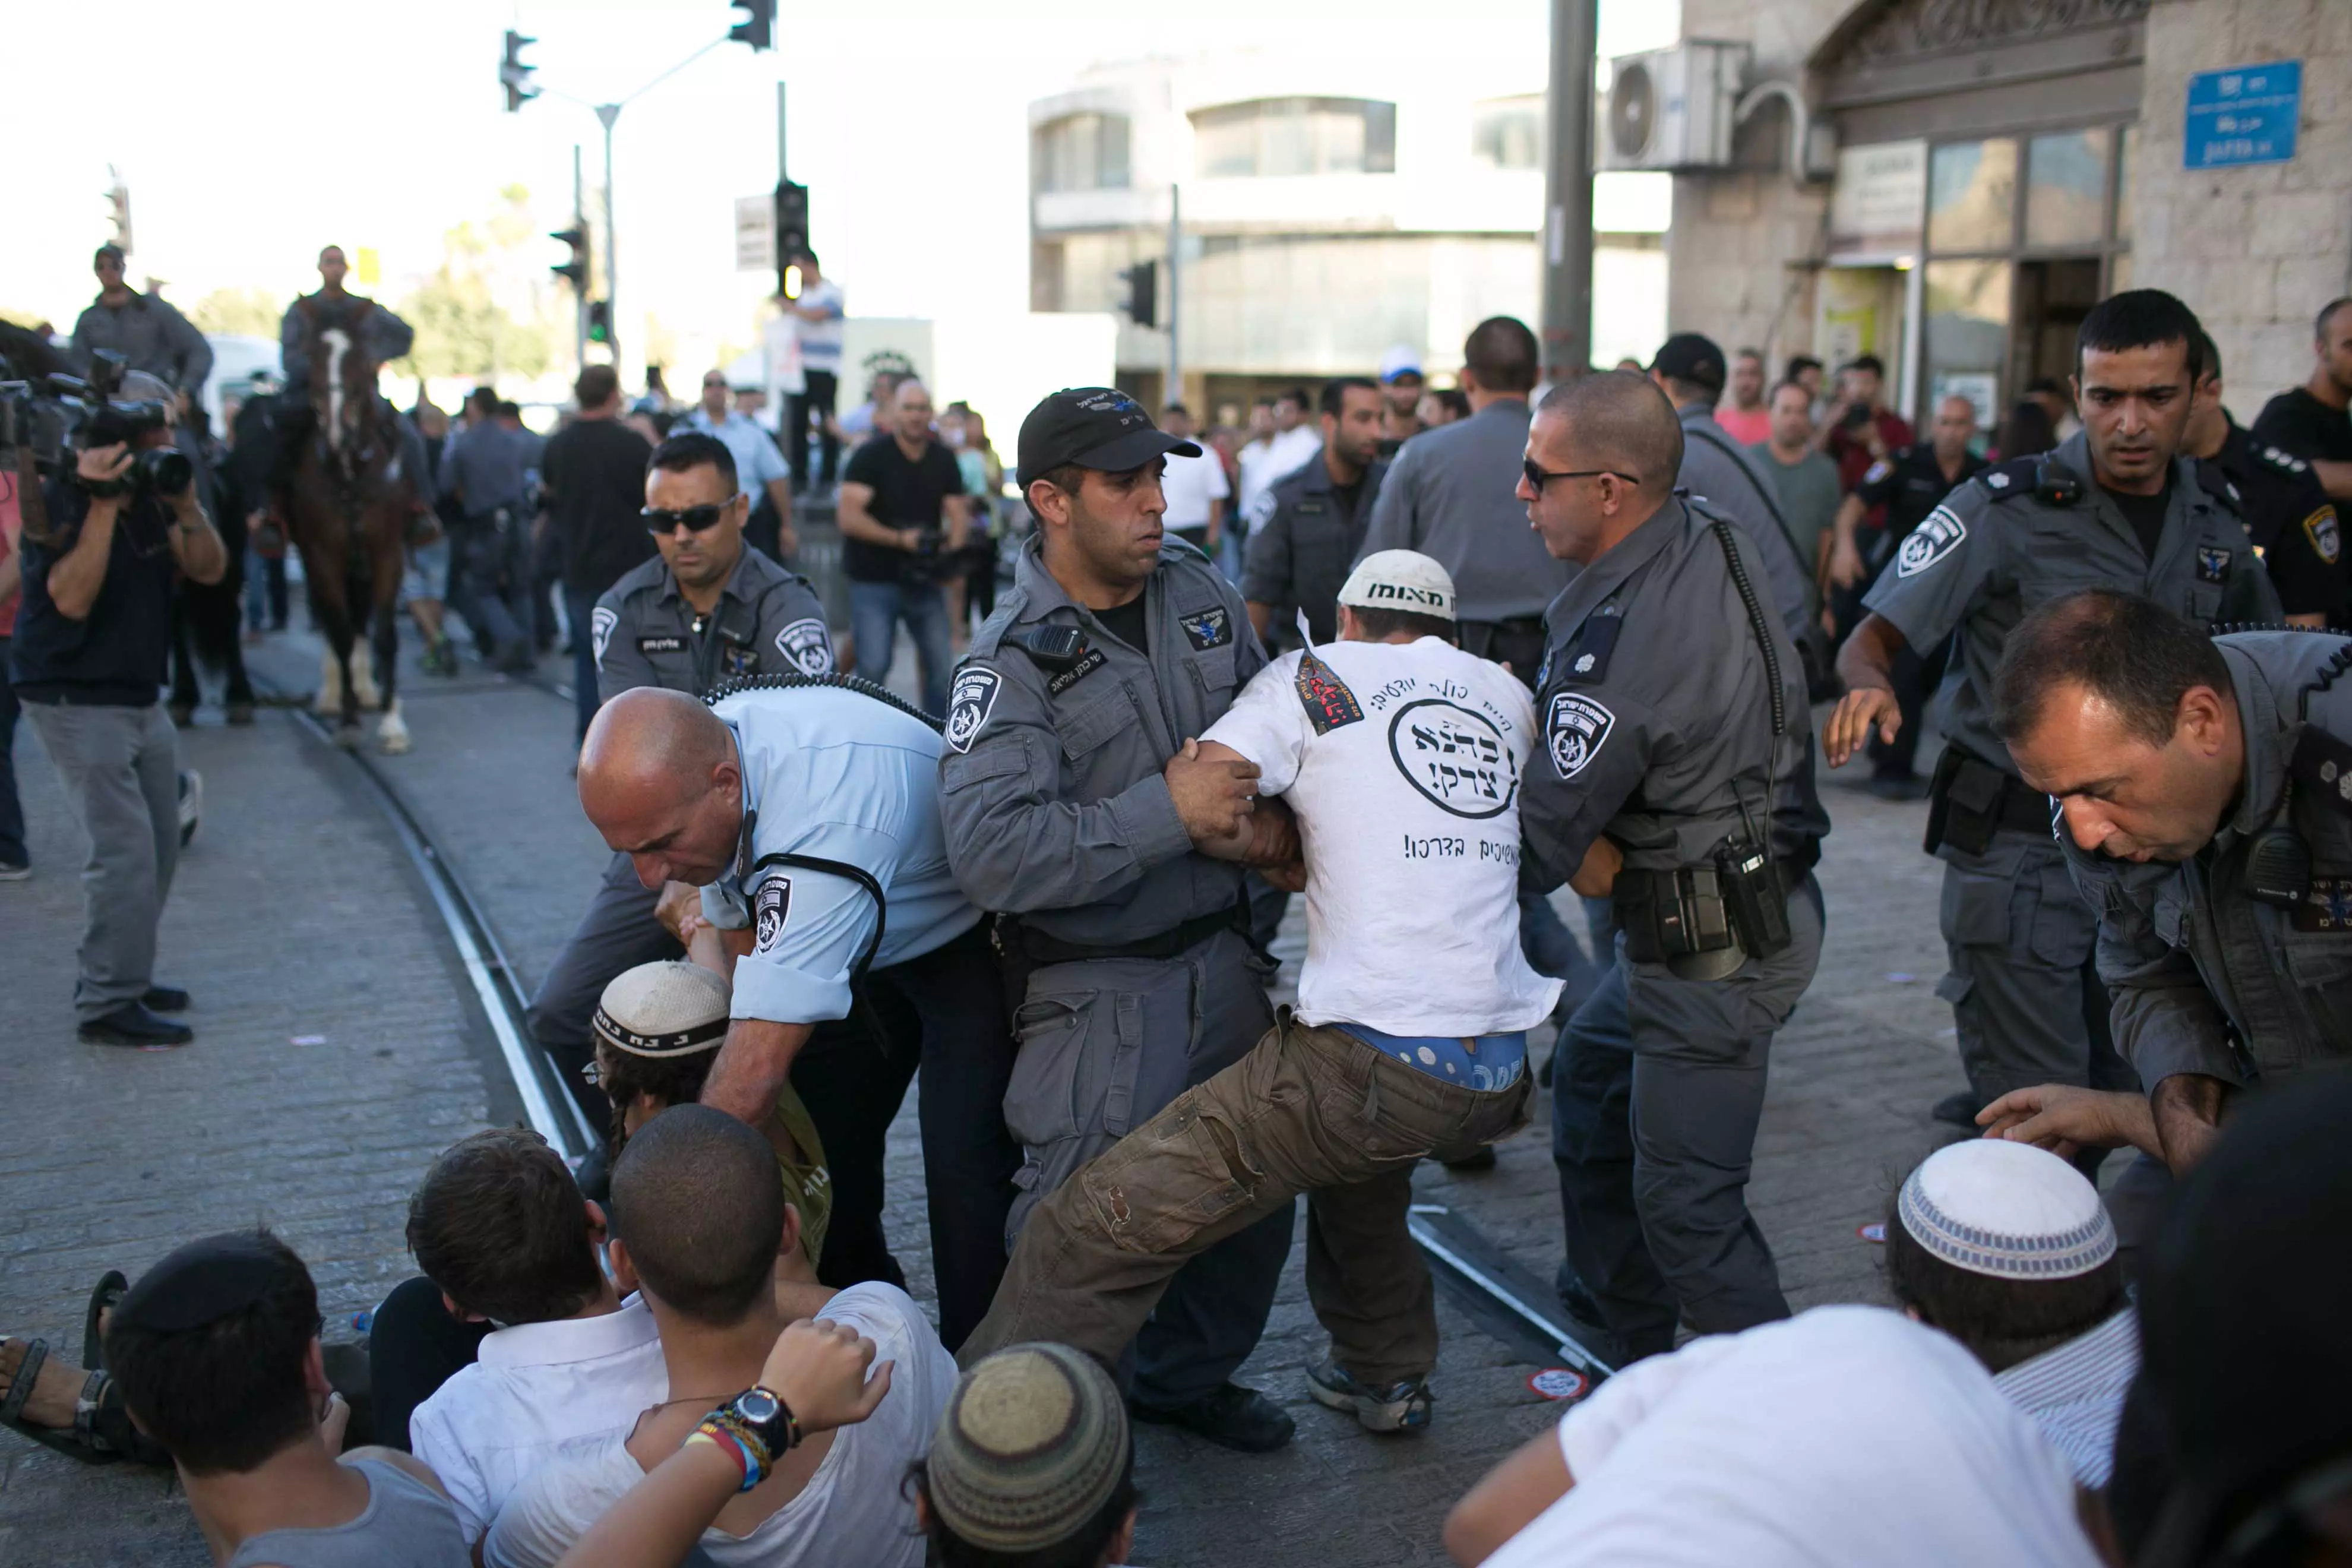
[1936,830,2139,1105]
[1004,926,1294,1408]
[23,701,181,1023]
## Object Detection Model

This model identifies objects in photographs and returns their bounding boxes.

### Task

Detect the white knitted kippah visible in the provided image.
[1896,1139,2116,1279]
[592,960,730,1058]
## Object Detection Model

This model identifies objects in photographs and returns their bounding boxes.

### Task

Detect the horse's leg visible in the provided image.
[314,580,361,745]
[373,536,409,755]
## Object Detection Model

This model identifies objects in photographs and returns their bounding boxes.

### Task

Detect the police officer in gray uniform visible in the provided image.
[938,388,1298,1452]
[1988,593,2352,1176]
[526,431,830,1134]
[1827,290,2281,1128]
[1518,372,1828,1365]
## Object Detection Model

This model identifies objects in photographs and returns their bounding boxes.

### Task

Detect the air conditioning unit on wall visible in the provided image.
[1601,40,1749,173]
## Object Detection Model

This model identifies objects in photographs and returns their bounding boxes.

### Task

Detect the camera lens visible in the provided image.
[138,448,194,494]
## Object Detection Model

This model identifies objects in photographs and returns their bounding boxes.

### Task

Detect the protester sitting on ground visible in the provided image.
[587,959,833,1271]
[1440,1305,2103,1568]
[1885,1139,2136,1487]
[378,1127,670,1545]
[103,1230,472,1566]
[2108,1068,2352,1567]
[913,1343,1138,1568]
[483,1106,956,1568]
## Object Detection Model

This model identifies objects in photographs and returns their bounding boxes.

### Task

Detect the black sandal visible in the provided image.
[83,1270,127,1370]
[0,1338,118,1465]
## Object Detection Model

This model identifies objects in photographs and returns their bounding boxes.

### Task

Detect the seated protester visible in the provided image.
[1440,1305,2103,1568]
[590,960,832,1272]
[959,552,1557,1434]
[484,1107,956,1568]
[1885,1139,2136,1487]
[913,1343,1137,1568]
[393,1128,670,1547]
[102,1230,470,1567]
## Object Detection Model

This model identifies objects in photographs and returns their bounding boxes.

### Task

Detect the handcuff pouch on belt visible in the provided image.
[1923,747,2051,857]
[1614,836,1794,981]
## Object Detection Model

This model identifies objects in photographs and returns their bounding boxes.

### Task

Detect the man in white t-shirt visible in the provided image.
[960,551,1555,1436]
[1156,402,1231,556]
[1236,388,1323,521]
[483,1107,955,1568]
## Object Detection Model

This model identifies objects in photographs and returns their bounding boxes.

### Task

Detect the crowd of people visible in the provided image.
[5,239,2352,1567]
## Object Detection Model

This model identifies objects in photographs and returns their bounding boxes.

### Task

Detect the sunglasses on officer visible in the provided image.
[1523,459,1642,491]
[641,495,741,535]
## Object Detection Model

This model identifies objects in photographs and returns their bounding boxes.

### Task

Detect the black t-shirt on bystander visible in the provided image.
[842,437,963,583]
[2252,387,2352,469]
[10,480,178,705]
[542,416,656,595]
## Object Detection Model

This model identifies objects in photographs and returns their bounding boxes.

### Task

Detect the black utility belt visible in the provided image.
[1923,747,2053,857]
[1613,849,1807,970]
[1000,899,1245,967]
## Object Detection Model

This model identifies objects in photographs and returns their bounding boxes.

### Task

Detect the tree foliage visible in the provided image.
[188,287,282,339]
[396,185,559,381]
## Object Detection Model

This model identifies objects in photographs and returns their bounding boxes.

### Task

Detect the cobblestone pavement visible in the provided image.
[1,621,1965,1566]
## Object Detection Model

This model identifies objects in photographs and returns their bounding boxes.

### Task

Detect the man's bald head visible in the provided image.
[1534,371,1684,488]
[577,689,745,889]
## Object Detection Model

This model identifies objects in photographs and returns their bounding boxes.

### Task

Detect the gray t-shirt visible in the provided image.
[227,1458,469,1568]
[1749,444,1842,583]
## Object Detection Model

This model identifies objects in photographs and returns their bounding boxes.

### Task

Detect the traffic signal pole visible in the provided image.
[572,146,588,371]
[596,103,622,368]
[1539,0,1599,384]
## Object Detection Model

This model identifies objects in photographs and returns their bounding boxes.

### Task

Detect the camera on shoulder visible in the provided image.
[0,348,191,500]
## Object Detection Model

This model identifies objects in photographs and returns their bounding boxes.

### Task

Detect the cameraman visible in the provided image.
[10,397,225,1047]
[837,377,966,717]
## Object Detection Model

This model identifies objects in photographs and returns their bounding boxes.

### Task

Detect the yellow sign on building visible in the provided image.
[355,247,381,286]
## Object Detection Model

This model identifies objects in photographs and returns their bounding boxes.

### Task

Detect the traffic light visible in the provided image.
[551,226,590,293]
[105,173,132,255]
[774,181,808,299]
[1119,260,1159,329]
[501,30,539,113]
[586,301,612,344]
[729,0,774,51]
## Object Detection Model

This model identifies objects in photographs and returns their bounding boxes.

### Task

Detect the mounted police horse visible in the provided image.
[283,302,412,753]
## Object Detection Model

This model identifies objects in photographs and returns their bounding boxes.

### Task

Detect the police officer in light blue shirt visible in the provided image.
[576,682,1017,1351]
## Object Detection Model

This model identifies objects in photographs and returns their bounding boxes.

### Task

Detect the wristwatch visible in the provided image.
[725,1386,801,1456]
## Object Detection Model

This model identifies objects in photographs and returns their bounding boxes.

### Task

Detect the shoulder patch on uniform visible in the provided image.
[2262,444,2310,476]
[944,666,1002,754]
[1295,649,1364,734]
[1895,506,1967,578]
[1179,605,1233,651]
[774,617,832,675]
[1561,614,1623,684]
[2196,545,2233,583]
[1978,457,2040,498]
[754,876,792,952]
[2304,505,2342,566]
[590,606,617,668]
[1545,691,1615,779]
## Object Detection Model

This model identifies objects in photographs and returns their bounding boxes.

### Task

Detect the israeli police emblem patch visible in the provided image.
[590,606,617,668]
[944,666,1001,754]
[754,877,791,952]
[775,617,832,675]
[1545,692,1615,780]
[1180,606,1233,650]
[2196,546,2231,583]
[1895,507,1967,578]
[2305,506,2342,567]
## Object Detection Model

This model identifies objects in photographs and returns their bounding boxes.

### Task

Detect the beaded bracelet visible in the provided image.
[690,1419,767,1493]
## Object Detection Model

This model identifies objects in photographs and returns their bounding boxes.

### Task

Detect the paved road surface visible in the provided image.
[0,624,1962,1565]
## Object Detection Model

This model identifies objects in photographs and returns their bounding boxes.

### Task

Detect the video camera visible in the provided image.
[0,347,191,498]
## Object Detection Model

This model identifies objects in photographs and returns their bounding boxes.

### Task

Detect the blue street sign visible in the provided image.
[2185,61,2301,169]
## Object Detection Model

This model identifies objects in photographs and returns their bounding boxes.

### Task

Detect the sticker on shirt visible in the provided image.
[1545,691,1616,780]
[1179,606,1233,651]
[2291,877,2352,934]
[637,634,688,655]
[754,876,792,952]
[944,666,1001,754]
[590,606,618,668]
[2304,506,2342,566]
[1390,698,1516,818]
[1895,506,1966,578]
[1294,649,1364,734]
[774,617,833,675]
[2196,545,2233,584]
[1048,646,1107,696]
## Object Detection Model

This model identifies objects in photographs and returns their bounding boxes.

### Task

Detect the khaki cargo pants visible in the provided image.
[963,1014,1531,1387]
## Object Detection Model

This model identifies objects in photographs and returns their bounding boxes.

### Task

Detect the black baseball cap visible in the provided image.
[1016,387,1200,489]
[2133,1068,2352,1568]
[1652,332,1727,395]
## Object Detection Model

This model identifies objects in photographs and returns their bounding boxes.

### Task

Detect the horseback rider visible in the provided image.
[70,245,213,396]
[272,244,435,535]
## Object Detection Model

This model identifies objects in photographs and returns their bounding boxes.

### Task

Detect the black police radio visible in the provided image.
[2034,460,2083,507]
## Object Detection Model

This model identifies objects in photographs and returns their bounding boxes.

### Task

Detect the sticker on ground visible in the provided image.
[1858,1222,1886,1244]
[1528,1368,1591,1401]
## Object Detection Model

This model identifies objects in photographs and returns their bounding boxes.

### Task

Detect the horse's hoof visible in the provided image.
[334,724,363,750]
[379,733,412,756]
[226,703,256,727]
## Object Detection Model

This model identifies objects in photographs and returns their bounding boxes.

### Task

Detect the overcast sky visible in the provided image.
[6,0,1676,378]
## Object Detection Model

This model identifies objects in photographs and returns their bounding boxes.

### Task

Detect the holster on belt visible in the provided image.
[1613,846,1806,981]
[1924,747,2051,856]
[990,896,1249,1025]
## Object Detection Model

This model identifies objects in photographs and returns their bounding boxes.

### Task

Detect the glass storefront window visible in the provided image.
[1034,114,1131,194]
[2025,129,2110,249]
[1927,140,2016,253]
[1924,260,2012,419]
[1191,99,1398,178]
